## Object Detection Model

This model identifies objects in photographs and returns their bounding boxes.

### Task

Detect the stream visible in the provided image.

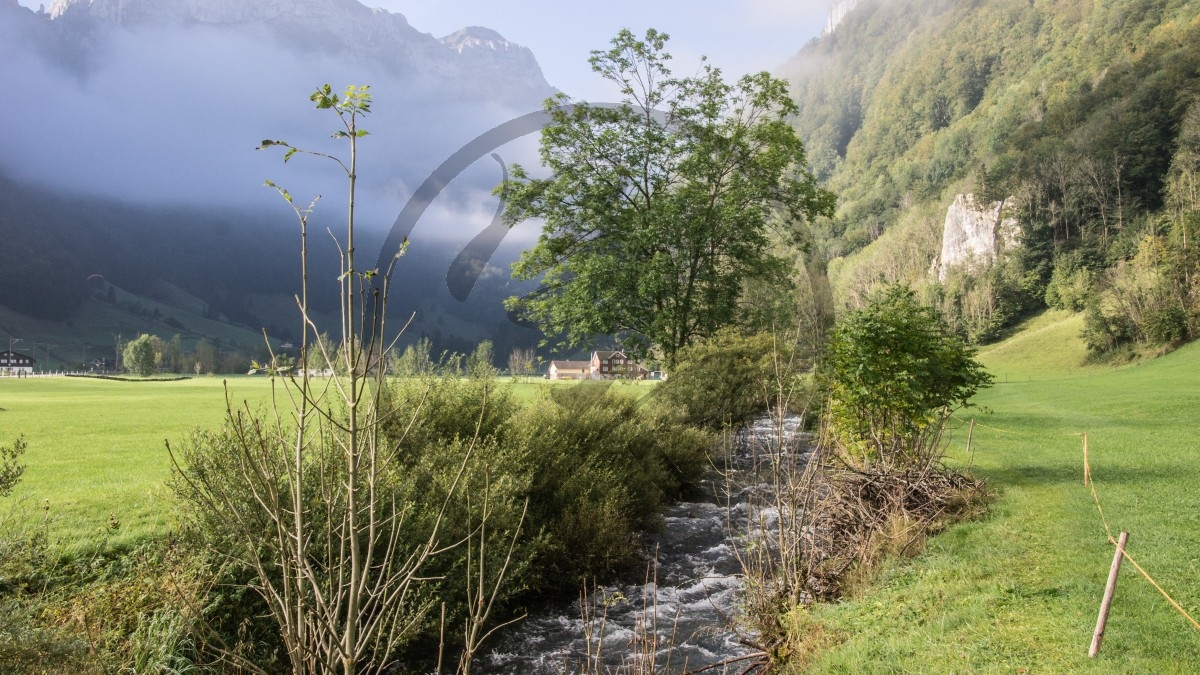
[483,414,808,673]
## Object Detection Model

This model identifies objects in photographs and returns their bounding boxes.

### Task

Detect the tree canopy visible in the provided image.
[122,333,163,377]
[501,29,834,366]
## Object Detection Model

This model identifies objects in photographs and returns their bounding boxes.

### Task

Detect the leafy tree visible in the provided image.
[820,285,993,466]
[1044,251,1095,312]
[122,334,162,377]
[165,334,184,373]
[506,347,535,380]
[390,336,433,377]
[502,29,834,366]
[653,329,776,430]
[193,340,217,375]
[466,340,495,378]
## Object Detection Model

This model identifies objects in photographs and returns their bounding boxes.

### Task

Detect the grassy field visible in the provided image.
[975,309,1129,382]
[0,375,655,554]
[794,313,1200,672]
[8,313,1196,671]
[0,376,277,553]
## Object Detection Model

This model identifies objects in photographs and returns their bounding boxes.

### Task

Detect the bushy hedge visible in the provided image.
[653,329,777,430]
[174,370,714,668]
[380,375,713,595]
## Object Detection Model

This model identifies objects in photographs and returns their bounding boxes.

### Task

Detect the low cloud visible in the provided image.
[0,17,546,250]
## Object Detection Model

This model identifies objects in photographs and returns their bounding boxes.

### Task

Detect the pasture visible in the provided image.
[0,376,277,552]
[0,375,654,554]
[795,318,1200,672]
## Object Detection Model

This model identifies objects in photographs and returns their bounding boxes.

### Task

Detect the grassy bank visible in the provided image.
[788,314,1200,671]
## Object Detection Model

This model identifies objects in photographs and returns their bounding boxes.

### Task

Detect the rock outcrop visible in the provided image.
[936,193,1021,281]
[824,0,860,35]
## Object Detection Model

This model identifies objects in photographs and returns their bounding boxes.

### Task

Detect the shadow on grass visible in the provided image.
[983,461,1188,488]
[981,463,1080,486]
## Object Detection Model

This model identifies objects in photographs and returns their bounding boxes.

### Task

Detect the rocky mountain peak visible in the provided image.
[439,26,511,52]
[47,0,373,23]
[37,0,551,105]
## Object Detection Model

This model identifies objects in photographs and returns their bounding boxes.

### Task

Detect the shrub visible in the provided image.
[0,435,26,497]
[1083,233,1193,355]
[510,384,713,587]
[380,370,518,455]
[654,329,777,430]
[175,366,715,667]
[1082,299,1128,354]
[1144,303,1189,344]
[820,285,993,467]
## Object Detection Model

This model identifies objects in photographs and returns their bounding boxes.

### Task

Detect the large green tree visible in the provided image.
[502,29,834,366]
[122,333,163,377]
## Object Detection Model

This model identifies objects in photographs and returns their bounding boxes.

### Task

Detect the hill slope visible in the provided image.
[0,0,552,367]
[783,0,1200,350]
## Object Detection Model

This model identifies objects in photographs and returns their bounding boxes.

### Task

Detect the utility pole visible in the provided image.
[36,342,58,372]
[4,337,22,378]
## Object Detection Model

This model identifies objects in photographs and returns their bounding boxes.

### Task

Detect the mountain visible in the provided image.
[0,0,553,367]
[781,0,1200,349]
[40,0,551,105]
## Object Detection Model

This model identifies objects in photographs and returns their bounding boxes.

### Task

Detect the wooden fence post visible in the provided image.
[1083,432,1090,487]
[1090,531,1130,657]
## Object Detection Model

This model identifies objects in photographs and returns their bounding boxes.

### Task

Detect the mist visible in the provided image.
[0,11,548,258]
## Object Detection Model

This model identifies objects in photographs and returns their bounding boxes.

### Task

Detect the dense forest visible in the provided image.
[784,0,1200,354]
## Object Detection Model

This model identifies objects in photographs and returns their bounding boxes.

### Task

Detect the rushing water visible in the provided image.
[484,415,808,674]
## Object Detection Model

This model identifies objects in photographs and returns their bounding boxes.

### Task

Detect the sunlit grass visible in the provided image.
[0,376,275,554]
[792,322,1200,672]
[975,308,1128,382]
[0,374,660,555]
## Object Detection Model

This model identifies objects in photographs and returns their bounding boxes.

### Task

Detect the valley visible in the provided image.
[2,0,1200,672]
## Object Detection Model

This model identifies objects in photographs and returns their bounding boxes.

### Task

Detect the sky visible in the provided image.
[4,0,833,253]
[375,1,831,101]
[15,0,832,102]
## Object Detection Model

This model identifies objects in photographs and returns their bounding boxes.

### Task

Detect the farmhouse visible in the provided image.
[589,350,649,379]
[546,351,653,380]
[0,350,36,375]
[547,360,591,380]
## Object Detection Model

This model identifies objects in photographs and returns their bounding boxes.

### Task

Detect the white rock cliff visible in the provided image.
[936,193,1021,281]
[824,0,860,35]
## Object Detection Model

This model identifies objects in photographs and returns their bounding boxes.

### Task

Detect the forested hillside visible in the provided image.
[783,0,1200,353]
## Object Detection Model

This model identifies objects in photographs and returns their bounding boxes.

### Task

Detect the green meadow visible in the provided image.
[0,376,277,552]
[0,375,654,553]
[795,314,1200,672]
[3,314,1198,671]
